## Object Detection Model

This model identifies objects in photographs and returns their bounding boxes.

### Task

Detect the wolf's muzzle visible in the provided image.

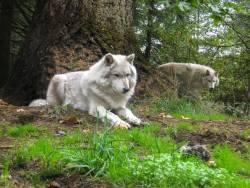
[123,88,130,93]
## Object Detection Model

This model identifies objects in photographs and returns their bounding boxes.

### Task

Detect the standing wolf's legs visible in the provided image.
[89,105,131,129]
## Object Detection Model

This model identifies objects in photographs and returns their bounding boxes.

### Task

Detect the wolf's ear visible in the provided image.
[127,54,135,65]
[104,53,114,66]
[214,71,218,77]
[206,70,210,76]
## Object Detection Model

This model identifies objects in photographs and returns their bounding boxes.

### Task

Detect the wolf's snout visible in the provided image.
[123,88,130,93]
[122,78,130,93]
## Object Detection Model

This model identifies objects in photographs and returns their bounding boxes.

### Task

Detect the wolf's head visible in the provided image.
[202,70,219,90]
[99,53,137,95]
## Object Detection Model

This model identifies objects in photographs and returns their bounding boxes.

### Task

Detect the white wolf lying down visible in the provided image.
[158,63,219,99]
[29,53,142,129]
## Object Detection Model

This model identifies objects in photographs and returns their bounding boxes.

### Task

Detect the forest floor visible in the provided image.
[0,98,250,188]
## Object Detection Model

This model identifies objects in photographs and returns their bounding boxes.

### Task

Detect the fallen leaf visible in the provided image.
[158,112,167,118]
[16,108,25,112]
[181,115,190,120]
[82,129,90,133]
[59,116,79,124]
[0,99,8,106]
[208,160,216,167]
[166,114,173,118]
[0,145,14,149]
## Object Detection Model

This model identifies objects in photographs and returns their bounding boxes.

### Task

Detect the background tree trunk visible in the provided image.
[2,0,140,105]
[144,0,156,61]
[0,0,14,87]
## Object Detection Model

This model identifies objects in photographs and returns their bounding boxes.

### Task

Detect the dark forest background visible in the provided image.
[0,0,249,116]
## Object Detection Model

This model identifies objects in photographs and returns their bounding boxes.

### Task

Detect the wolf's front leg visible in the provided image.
[188,89,202,101]
[89,106,131,129]
[116,107,142,125]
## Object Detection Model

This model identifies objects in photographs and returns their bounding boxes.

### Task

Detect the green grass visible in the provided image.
[1,97,249,187]
[0,160,10,184]
[171,122,201,132]
[14,139,63,172]
[152,97,230,121]
[241,129,250,139]
[165,122,202,139]
[173,112,229,121]
[10,128,134,180]
[213,145,250,176]
[2,124,249,188]
[63,130,86,146]
[7,124,38,137]
[124,123,176,154]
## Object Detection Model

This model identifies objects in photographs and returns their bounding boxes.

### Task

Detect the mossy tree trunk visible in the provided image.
[2,0,140,105]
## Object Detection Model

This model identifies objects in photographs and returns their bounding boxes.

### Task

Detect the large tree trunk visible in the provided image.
[2,0,140,105]
[0,0,14,87]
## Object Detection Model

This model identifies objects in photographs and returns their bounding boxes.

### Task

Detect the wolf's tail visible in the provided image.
[29,99,47,107]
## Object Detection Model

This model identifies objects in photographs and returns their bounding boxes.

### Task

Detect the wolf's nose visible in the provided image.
[123,88,130,93]
[209,88,214,91]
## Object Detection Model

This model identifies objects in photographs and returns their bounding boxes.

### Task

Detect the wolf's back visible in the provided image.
[158,62,190,75]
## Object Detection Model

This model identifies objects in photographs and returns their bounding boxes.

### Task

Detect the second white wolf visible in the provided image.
[30,53,142,129]
[158,63,219,99]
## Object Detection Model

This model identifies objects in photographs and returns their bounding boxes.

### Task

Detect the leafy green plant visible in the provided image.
[128,153,250,187]
[224,102,250,118]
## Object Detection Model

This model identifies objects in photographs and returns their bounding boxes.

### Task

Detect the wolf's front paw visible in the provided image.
[128,117,142,125]
[113,121,131,129]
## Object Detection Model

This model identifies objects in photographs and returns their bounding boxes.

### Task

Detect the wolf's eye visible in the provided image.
[126,74,131,77]
[114,74,120,78]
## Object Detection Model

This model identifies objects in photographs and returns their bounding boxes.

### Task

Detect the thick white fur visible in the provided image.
[29,53,141,129]
[29,99,47,107]
[158,63,219,98]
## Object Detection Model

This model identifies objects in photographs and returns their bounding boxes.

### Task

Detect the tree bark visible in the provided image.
[144,0,156,61]
[0,0,14,87]
[2,0,139,105]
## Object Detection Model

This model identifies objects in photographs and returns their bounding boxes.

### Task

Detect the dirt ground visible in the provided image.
[0,101,250,187]
[1,104,249,145]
